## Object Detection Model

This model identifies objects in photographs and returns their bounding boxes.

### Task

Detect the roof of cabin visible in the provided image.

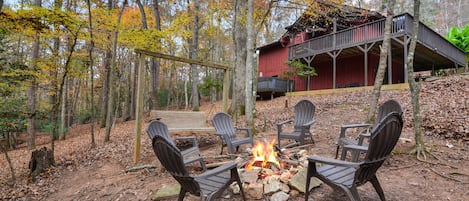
[283,0,383,37]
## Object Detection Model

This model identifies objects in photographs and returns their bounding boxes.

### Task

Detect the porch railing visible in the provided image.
[288,13,466,66]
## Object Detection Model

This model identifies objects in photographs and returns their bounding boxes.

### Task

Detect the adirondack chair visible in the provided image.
[152,135,246,201]
[211,112,254,155]
[305,112,403,201]
[336,99,402,161]
[146,120,206,171]
[277,99,316,149]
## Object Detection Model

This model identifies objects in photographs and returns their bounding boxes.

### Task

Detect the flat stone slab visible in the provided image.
[151,183,180,201]
[289,168,322,193]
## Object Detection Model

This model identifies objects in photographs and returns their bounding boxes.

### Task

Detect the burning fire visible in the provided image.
[245,139,283,170]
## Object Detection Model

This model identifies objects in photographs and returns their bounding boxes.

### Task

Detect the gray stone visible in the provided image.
[280,183,290,193]
[264,180,282,194]
[270,191,290,201]
[264,175,280,184]
[288,168,322,193]
[151,183,180,200]
[245,182,264,200]
[242,169,260,184]
[230,182,240,194]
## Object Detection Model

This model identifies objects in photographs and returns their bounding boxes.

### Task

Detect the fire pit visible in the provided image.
[229,140,322,200]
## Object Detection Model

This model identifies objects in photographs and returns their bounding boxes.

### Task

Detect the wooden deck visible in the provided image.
[288,13,466,69]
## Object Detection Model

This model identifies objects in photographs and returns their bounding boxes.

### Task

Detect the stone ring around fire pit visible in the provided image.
[227,140,322,200]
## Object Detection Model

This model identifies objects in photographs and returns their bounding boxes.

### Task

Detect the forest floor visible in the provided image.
[1,75,468,201]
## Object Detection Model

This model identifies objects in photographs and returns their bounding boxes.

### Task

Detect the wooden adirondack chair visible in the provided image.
[305,112,403,201]
[146,120,206,171]
[277,99,316,149]
[211,112,254,155]
[152,135,246,201]
[336,99,403,161]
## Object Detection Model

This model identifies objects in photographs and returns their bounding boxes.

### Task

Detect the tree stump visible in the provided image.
[29,147,55,182]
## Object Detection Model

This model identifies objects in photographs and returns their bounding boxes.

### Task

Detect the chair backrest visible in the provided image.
[293,99,316,131]
[376,99,403,124]
[152,135,201,196]
[147,120,174,145]
[355,112,403,185]
[212,112,237,142]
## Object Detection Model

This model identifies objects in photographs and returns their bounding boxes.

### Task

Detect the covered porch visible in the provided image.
[288,13,467,89]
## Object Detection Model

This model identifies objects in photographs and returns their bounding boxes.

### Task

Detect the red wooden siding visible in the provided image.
[292,54,405,91]
[258,44,290,78]
[258,37,406,92]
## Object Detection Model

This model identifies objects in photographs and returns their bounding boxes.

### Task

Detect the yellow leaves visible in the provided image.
[119,29,165,50]
[166,12,193,39]
[1,6,83,43]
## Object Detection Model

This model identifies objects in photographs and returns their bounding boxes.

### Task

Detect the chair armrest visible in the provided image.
[308,155,360,168]
[342,144,369,162]
[277,119,293,134]
[236,128,253,138]
[195,161,237,179]
[339,123,372,138]
[358,132,371,144]
[302,119,316,126]
[277,119,293,126]
[343,144,368,152]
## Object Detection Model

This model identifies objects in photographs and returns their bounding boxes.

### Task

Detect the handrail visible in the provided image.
[288,13,466,66]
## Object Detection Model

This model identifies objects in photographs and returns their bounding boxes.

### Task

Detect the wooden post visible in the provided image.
[403,35,408,82]
[364,45,368,86]
[133,53,145,163]
[327,50,342,89]
[222,69,230,112]
[388,44,393,84]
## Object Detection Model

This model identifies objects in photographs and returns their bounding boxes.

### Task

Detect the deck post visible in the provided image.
[403,35,409,82]
[388,44,392,84]
[364,46,368,86]
[327,50,342,89]
[357,44,368,86]
[305,56,315,91]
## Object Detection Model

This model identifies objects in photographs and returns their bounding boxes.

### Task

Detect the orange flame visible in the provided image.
[245,139,282,170]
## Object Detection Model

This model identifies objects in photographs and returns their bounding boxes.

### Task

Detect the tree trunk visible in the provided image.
[1,143,15,181]
[100,0,114,129]
[190,0,200,111]
[59,79,67,140]
[366,0,395,123]
[130,58,138,120]
[51,19,79,152]
[408,0,426,160]
[68,78,79,127]
[86,0,96,148]
[105,0,127,142]
[167,52,175,110]
[27,0,42,150]
[122,58,132,121]
[245,0,254,124]
[136,0,159,110]
[29,147,54,182]
[150,0,162,110]
[232,0,247,117]
[100,51,111,128]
